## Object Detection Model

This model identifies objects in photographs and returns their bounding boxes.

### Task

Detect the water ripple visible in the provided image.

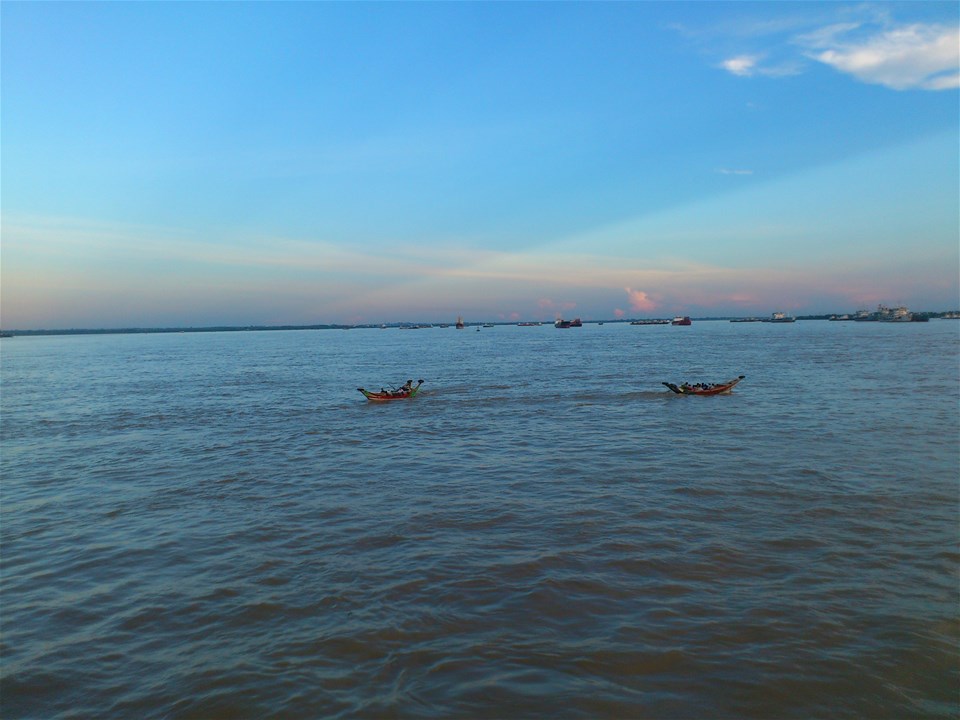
[1,323,957,719]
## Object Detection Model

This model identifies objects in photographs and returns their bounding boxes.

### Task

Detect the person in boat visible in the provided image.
[382,380,414,398]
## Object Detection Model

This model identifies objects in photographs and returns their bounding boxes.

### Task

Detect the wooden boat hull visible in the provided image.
[357,380,424,401]
[663,375,745,395]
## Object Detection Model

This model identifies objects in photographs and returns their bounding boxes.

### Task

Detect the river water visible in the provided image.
[2,320,957,718]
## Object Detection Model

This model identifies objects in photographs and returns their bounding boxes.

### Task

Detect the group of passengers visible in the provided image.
[680,382,717,390]
[378,379,415,397]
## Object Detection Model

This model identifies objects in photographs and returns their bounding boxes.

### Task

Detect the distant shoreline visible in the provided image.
[3,313,957,337]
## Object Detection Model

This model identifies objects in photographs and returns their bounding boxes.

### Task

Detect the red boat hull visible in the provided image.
[663,375,745,395]
[357,380,424,401]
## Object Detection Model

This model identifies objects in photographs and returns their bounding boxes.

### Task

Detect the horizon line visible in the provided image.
[4,311,959,336]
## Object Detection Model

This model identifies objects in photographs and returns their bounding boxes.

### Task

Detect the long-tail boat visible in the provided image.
[662,375,745,396]
[357,379,424,401]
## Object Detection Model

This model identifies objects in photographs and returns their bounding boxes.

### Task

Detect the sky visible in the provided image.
[2,1,958,328]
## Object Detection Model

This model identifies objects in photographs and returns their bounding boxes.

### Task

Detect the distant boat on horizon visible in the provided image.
[456,315,464,329]
[671,316,692,326]
[766,312,796,323]
[835,305,917,322]
[877,305,912,322]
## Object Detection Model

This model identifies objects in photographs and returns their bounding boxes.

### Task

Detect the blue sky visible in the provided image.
[2,1,958,328]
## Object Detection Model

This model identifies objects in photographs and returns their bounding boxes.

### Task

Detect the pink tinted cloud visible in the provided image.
[727,293,759,306]
[538,298,577,312]
[613,308,625,318]
[625,288,658,312]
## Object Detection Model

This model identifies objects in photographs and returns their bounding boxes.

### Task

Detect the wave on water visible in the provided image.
[2,323,957,719]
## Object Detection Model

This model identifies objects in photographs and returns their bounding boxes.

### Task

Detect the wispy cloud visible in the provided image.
[710,8,958,91]
[719,53,802,78]
[537,298,577,314]
[716,168,754,176]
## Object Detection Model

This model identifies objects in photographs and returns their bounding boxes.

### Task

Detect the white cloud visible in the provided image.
[720,52,802,79]
[710,8,959,92]
[721,54,759,76]
[807,23,960,91]
[717,168,754,176]
[923,72,960,91]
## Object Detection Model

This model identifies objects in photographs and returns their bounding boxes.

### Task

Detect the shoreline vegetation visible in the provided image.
[3,312,958,337]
